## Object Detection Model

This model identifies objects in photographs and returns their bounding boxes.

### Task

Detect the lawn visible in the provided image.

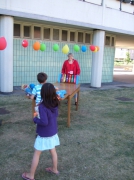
[0,88,134,180]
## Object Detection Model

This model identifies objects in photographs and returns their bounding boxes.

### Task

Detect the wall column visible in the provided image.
[0,16,13,92]
[91,30,105,87]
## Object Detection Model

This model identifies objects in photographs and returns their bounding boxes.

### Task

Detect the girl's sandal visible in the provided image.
[45,167,59,175]
[22,172,35,180]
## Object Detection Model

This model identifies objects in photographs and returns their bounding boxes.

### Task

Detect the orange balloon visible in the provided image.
[96,46,100,51]
[33,42,40,51]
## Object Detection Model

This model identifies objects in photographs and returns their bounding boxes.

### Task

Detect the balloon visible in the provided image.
[81,45,87,52]
[33,42,40,51]
[96,46,100,51]
[93,47,98,52]
[40,43,46,51]
[73,45,80,52]
[22,40,28,48]
[53,44,59,51]
[0,37,7,50]
[89,45,95,51]
[62,44,69,54]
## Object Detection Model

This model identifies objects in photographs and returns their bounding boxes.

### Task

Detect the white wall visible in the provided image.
[0,0,134,35]
[84,0,102,5]
[106,0,134,14]
[103,8,134,32]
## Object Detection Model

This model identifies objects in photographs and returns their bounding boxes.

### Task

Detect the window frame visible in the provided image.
[84,32,92,44]
[52,28,60,41]
[14,23,21,38]
[33,26,42,40]
[61,29,68,42]
[43,27,51,40]
[23,25,31,39]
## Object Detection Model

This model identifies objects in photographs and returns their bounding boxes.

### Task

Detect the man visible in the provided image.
[61,53,81,105]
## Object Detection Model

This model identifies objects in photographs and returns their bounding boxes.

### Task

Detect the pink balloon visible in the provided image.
[22,40,28,48]
[0,37,7,50]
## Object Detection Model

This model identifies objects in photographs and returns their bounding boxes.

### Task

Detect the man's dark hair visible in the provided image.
[37,72,47,83]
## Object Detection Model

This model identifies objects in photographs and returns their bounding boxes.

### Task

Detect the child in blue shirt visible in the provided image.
[30,72,48,104]
[30,72,47,118]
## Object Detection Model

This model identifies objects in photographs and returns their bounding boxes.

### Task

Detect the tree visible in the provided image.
[124,52,131,64]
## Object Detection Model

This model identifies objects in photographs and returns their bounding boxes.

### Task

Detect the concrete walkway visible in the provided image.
[81,67,134,91]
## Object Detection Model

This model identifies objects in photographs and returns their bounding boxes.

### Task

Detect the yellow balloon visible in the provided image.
[93,47,98,53]
[62,44,69,54]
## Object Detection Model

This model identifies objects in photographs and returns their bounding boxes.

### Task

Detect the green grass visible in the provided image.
[0,88,134,180]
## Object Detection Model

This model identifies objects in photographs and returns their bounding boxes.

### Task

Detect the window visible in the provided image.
[14,24,20,37]
[53,29,59,40]
[85,33,91,43]
[44,28,50,39]
[111,37,115,46]
[24,26,31,38]
[70,32,75,42]
[105,36,110,46]
[34,26,41,39]
[78,32,83,43]
[62,30,68,41]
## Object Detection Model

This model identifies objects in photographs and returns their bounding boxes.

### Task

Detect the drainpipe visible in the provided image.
[101,0,106,26]
[120,0,123,11]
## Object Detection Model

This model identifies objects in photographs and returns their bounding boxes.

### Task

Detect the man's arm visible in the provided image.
[76,60,81,75]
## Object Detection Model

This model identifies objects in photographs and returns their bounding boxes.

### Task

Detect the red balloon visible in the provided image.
[22,40,28,48]
[89,45,95,51]
[0,37,7,50]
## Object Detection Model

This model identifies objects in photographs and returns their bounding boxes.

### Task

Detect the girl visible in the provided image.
[22,83,60,180]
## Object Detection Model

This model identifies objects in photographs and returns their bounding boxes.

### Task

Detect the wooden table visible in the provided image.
[32,83,80,127]
[54,83,80,127]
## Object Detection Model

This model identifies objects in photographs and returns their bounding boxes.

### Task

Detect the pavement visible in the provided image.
[0,68,134,96]
[81,68,134,91]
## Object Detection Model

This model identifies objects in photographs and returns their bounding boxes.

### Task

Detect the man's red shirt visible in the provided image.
[61,59,80,75]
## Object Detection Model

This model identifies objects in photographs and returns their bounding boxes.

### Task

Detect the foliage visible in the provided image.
[124,52,131,64]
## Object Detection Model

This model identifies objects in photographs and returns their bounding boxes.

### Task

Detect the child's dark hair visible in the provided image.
[41,83,59,108]
[37,72,47,83]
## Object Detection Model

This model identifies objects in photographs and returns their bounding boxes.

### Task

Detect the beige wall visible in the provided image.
[116,34,134,49]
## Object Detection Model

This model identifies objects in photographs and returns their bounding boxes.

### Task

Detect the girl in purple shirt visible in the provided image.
[22,83,60,180]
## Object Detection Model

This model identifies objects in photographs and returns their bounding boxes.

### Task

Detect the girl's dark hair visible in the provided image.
[41,83,59,108]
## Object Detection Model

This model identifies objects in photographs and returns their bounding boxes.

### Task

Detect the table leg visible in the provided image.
[32,99,35,118]
[76,89,80,111]
[67,96,71,127]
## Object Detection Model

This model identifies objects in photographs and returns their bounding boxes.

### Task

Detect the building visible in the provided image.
[0,0,134,92]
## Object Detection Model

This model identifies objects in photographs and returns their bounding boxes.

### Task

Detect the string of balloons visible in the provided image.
[22,40,100,54]
[0,37,99,53]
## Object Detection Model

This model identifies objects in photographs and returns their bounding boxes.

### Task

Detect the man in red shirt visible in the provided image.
[62,53,80,76]
[61,53,81,105]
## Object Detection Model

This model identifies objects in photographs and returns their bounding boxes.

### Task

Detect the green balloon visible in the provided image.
[73,45,80,52]
[53,44,59,51]
[40,43,46,51]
